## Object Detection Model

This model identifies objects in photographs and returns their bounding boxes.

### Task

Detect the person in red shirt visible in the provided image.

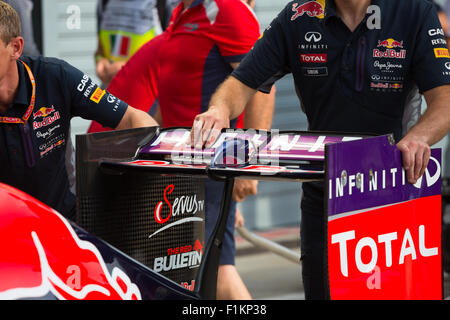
[88,0,275,300]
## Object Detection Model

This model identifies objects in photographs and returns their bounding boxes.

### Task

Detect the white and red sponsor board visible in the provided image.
[326,135,442,299]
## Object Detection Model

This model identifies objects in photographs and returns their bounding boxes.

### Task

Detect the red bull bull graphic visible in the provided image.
[33,106,56,119]
[0,183,142,300]
[291,1,325,20]
[377,38,404,49]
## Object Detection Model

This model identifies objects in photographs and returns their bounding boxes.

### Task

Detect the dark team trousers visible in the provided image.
[300,181,327,300]
[204,179,237,265]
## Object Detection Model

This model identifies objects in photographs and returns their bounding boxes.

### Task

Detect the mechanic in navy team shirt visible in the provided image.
[0,2,158,221]
[191,0,450,299]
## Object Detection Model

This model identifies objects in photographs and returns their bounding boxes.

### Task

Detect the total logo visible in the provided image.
[331,225,438,277]
[300,53,327,63]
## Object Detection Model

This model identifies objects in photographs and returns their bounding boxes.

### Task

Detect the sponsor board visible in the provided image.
[326,135,442,299]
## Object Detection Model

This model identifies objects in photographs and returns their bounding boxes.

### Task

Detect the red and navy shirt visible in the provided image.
[0,56,128,220]
[233,0,450,142]
[88,0,260,132]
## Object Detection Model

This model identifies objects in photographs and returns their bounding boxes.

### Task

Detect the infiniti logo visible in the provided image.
[305,31,322,43]
[445,61,450,70]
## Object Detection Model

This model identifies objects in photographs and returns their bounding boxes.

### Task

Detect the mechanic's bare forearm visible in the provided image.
[209,75,257,120]
[407,85,450,145]
[243,85,276,130]
[115,107,158,130]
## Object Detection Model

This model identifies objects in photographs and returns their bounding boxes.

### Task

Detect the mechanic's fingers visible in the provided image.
[250,181,258,195]
[414,147,427,182]
[397,143,415,184]
[416,146,431,181]
[414,148,423,182]
[233,194,244,202]
[232,187,244,202]
[191,117,204,148]
[235,208,245,228]
[205,123,222,149]
[193,118,214,149]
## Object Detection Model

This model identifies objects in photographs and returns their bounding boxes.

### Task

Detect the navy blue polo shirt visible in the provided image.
[233,0,450,142]
[0,56,128,220]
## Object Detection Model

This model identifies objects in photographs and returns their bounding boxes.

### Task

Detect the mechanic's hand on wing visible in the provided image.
[396,135,431,185]
[190,106,230,149]
[232,179,258,202]
[235,208,245,228]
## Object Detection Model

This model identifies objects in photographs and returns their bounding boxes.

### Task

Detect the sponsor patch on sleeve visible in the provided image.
[90,87,106,104]
[434,47,450,58]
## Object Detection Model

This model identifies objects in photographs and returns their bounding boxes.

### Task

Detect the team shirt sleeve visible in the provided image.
[60,60,128,129]
[211,0,261,63]
[231,3,291,93]
[411,3,450,93]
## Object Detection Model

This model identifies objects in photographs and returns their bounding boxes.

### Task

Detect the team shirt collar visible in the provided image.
[323,0,377,24]
[13,60,31,107]
[324,0,338,22]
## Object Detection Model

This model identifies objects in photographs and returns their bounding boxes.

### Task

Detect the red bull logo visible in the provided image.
[33,106,56,120]
[377,38,404,49]
[291,1,325,20]
[373,49,406,59]
[33,111,60,130]
[374,38,406,59]
[0,183,142,300]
